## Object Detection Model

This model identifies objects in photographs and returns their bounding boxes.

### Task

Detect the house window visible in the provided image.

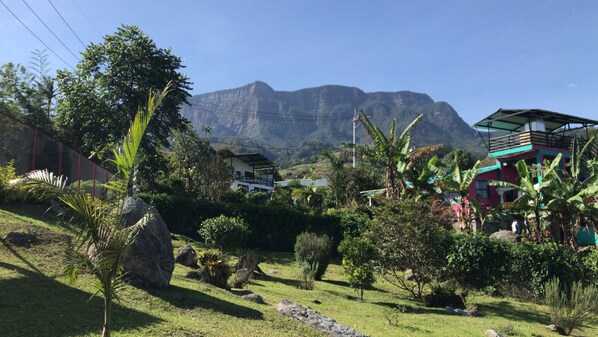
[475,181,490,200]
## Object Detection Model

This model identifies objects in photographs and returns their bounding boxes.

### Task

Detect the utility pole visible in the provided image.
[353,109,357,168]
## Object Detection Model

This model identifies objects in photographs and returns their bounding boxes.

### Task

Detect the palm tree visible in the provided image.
[490,155,562,242]
[19,83,171,337]
[320,150,348,206]
[357,110,423,200]
[545,136,598,250]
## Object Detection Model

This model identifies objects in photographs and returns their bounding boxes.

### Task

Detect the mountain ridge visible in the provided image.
[180,81,485,164]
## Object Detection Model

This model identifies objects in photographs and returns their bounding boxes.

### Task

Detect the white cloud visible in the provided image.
[568,83,579,88]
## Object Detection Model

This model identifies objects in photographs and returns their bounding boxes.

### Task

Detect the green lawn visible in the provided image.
[1,203,596,337]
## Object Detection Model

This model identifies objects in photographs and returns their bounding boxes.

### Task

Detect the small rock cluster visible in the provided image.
[277,299,367,337]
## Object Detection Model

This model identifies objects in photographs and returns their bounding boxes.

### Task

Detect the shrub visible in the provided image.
[338,236,378,300]
[367,199,452,299]
[545,277,598,335]
[247,191,269,205]
[195,249,231,289]
[324,208,370,238]
[198,215,250,252]
[580,249,598,286]
[446,233,510,289]
[0,160,24,203]
[298,260,318,290]
[424,282,464,308]
[509,242,580,298]
[294,232,331,282]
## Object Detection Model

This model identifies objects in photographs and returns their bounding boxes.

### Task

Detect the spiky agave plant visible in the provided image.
[19,82,171,337]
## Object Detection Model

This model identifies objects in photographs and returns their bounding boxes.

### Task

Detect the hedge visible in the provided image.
[139,192,341,252]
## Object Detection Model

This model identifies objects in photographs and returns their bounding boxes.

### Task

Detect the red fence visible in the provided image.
[0,113,113,195]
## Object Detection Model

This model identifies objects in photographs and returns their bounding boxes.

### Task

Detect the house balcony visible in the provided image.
[233,173,274,188]
[488,131,574,153]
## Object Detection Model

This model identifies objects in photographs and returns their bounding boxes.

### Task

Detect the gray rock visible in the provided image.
[121,197,174,288]
[445,306,483,317]
[484,329,504,337]
[241,293,266,304]
[175,245,198,268]
[546,324,566,334]
[489,230,519,242]
[4,232,38,246]
[277,299,367,337]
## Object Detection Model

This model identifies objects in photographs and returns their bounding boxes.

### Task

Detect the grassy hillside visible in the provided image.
[1,204,596,337]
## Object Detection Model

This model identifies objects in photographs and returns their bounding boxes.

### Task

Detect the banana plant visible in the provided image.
[544,136,598,250]
[438,161,481,231]
[357,110,423,200]
[489,154,562,242]
[18,82,171,337]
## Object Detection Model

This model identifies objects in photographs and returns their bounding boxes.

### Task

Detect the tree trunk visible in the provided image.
[102,284,112,337]
[534,209,543,243]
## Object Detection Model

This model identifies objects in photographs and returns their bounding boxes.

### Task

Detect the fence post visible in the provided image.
[31,128,37,171]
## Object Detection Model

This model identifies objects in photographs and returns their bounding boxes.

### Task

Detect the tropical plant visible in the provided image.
[545,277,598,335]
[438,161,481,231]
[490,155,562,242]
[357,110,424,200]
[545,136,598,250]
[338,236,379,300]
[17,84,171,337]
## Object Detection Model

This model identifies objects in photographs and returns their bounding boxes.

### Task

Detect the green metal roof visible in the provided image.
[473,109,598,133]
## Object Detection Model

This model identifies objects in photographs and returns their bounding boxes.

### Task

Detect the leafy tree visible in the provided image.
[367,199,451,299]
[0,62,51,129]
[56,25,191,157]
[169,126,231,200]
[29,49,56,120]
[19,84,171,337]
[338,236,379,300]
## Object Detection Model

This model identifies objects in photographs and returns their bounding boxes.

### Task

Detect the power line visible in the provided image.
[70,0,101,37]
[21,0,80,61]
[47,0,86,48]
[0,0,74,70]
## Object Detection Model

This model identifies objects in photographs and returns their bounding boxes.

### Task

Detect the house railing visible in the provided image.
[233,174,274,187]
[489,131,575,153]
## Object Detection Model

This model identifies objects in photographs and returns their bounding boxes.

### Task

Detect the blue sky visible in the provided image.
[1,0,596,124]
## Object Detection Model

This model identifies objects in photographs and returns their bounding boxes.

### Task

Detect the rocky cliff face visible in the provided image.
[180,81,483,157]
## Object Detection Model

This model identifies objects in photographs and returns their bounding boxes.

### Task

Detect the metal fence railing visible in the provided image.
[0,112,113,194]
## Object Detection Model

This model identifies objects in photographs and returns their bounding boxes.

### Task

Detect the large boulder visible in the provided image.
[176,245,198,268]
[277,300,367,337]
[121,197,174,288]
[489,230,519,242]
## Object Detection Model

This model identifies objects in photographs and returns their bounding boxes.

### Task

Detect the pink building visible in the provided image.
[470,109,597,208]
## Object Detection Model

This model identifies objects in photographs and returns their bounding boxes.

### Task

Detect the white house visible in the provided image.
[223,153,277,192]
[275,178,329,188]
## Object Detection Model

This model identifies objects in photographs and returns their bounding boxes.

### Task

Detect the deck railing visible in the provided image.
[489,131,575,153]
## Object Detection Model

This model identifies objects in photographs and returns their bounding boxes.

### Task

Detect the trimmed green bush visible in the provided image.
[199,215,250,252]
[447,233,510,289]
[295,232,331,282]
